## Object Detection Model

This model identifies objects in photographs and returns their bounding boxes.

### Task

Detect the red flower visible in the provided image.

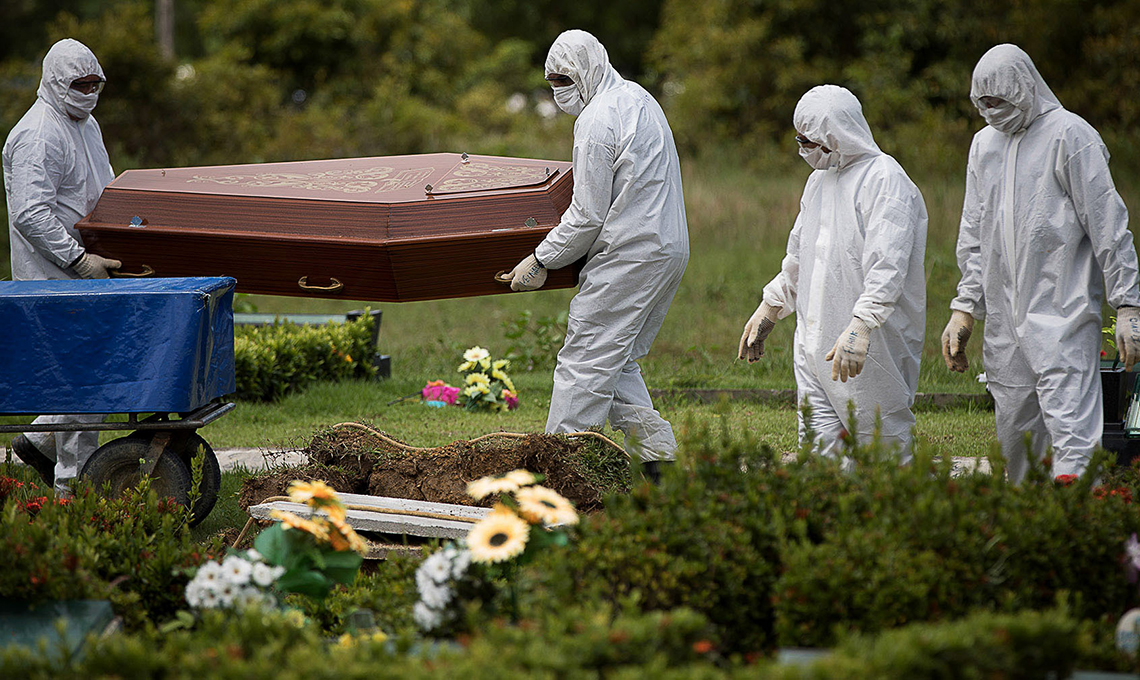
[693,640,715,654]
[1054,474,1078,486]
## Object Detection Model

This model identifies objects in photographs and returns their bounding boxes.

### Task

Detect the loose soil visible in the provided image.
[239,425,629,513]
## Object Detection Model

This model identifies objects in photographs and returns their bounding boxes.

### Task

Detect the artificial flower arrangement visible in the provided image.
[412,469,577,633]
[183,480,367,610]
[419,346,520,412]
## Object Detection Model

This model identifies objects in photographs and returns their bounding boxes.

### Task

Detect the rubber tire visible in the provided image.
[81,436,192,509]
[123,431,221,526]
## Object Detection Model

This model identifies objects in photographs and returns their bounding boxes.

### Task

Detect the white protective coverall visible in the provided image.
[535,30,689,462]
[950,44,1140,482]
[762,85,928,460]
[3,39,115,492]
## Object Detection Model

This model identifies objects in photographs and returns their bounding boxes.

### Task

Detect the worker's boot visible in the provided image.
[641,460,674,484]
[10,435,55,486]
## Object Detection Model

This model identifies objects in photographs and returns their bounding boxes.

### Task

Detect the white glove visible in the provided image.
[738,301,781,362]
[825,317,871,382]
[509,253,547,292]
[1115,307,1140,371]
[941,310,975,373]
[70,252,122,279]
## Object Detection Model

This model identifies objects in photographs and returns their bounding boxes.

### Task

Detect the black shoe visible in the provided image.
[641,460,674,484]
[10,435,55,486]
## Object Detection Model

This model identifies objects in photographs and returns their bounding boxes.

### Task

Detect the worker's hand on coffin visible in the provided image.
[1115,306,1140,371]
[825,317,871,382]
[70,251,122,279]
[940,310,974,373]
[738,301,780,362]
[509,253,547,291]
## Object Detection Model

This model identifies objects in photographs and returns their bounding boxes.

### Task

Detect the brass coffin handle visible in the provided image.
[298,276,344,293]
[494,271,513,285]
[111,264,155,278]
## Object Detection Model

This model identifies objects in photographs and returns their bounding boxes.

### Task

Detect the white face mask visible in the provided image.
[799,145,838,170]
[64,89,99,120]
[979,100,1027,134]
[553,84,584,116]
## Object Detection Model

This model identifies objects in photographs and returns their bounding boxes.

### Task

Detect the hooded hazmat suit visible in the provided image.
[949,44,1140,482]
[534,30,689,462]
[761,85,928,460]
[3,39,115,492]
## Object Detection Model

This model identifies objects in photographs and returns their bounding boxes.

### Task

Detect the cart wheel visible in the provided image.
[122,431,221,526]
[81,436,192,511]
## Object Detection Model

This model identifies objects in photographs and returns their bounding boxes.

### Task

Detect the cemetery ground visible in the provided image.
[3,162,1140,676]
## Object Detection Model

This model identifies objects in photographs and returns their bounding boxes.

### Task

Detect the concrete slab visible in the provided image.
[214,448,308,471]
[249,492,490,540]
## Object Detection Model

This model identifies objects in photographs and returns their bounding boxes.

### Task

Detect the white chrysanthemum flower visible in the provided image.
[217,582,238,607]
[235,586,268,609]
[421,551,452,584]
[463,346,490,363]
[419,580,453,609]
[221,555,253,585]
[245,549,262,563]
[199,588,221,609]
[185,581,204,608]
[444,545,472,578]
[251,562,278,587]
[413,601,443,631]
[196,560,223,584]
[272,565,286,580]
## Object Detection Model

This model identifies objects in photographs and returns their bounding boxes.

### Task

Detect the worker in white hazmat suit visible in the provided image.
[941,44,1140,483]
[3,38,120,495]
[739,85,928,462]
[506,29,689,481]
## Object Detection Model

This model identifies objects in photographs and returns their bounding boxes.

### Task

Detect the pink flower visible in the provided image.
[502,389,519,410]
[422,381,460,405]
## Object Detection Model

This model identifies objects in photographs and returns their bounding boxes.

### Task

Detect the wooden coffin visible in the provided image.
[75,153,577,302]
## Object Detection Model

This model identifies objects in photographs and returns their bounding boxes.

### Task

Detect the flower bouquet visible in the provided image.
[455,346,519,412]
[413,469,577,633]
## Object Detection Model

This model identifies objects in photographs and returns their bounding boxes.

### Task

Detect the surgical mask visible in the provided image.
[799,145,838,170]
[979,101,1027,134]
[553,84,584,116]
[63,89,99,120]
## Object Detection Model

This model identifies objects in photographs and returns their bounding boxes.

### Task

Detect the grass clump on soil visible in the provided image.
[238,423,631,514]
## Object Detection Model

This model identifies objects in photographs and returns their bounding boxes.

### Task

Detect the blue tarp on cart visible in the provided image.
[0,277,235,414]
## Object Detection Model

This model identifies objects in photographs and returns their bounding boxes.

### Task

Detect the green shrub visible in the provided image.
[233,314,378,401]
[0,474,224,629]
[529,430,783,654]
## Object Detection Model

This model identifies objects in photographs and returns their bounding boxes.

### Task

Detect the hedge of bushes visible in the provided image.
[3,429,1140,675]
[233,314,378,402]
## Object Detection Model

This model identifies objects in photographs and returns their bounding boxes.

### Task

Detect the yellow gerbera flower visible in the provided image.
[467,470,532,500]
[466,372,491,386]
[463,346,490,363]
[458,360,475,372]
[463,384,490,398]
[327,514,369,554]
[269,509,330,540]
[466,506,529,563]
[287,480,348,521]
[492,359,510,371]
[515,485,579,526]
[491,368,509,383]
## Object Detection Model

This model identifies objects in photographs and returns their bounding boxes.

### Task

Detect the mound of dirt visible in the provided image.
[239,425,630,513]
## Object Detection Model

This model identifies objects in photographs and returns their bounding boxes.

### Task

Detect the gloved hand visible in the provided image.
[509,253,547,292]
[941,310,975,373]
[1115,307,1140,371]
[738,301,781,362]
[70,251,121,279]
[825,317,871,382]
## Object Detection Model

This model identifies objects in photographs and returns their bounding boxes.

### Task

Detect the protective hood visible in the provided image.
[544,30,623,109]
[970,44,1061,133]
[793,85,881,168]
[36,38,104,119]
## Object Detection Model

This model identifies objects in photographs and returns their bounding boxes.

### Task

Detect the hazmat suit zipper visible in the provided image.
[1001,131,1024,330]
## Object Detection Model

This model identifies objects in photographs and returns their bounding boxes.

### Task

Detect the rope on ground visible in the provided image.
[232,494,483,550]
[330,422,628,458]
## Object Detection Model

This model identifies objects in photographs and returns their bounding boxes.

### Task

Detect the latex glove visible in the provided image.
[1115,307,1140,371]
[509,253,547,292]
[825,317,871,382]
[941,310,975,373]
[738,301,781,362]
[70,252,121,279]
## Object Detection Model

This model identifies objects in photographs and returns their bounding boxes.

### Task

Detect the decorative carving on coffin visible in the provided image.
[187,166,435,195]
